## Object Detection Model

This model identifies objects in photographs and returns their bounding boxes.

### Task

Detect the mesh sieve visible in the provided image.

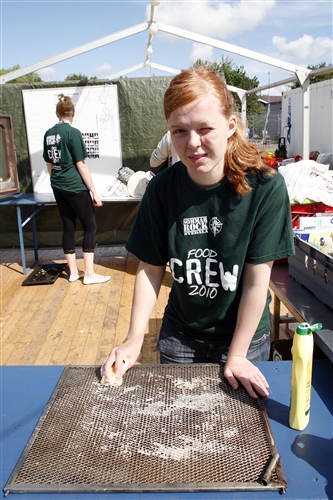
[4,364,287,494]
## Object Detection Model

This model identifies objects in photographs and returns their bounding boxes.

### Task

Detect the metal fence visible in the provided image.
[247,112,281,144]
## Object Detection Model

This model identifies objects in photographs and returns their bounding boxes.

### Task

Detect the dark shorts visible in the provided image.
[158,323,271,364]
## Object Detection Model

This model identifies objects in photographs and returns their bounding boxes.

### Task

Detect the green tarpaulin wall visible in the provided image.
[0,77,172,248]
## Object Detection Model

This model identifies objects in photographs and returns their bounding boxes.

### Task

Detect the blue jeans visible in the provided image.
[158,323,271,364]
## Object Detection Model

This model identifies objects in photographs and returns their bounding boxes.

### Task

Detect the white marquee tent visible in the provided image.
[2,0,332,159]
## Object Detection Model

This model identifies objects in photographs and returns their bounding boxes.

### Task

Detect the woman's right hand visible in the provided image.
[101,338,142,384]
[91,192,103,207]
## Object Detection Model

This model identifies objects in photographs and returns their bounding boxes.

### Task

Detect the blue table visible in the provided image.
[1,361,332,499]
[0,193,56,274]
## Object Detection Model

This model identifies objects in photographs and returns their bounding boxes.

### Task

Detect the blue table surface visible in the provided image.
[0,193,56,206]
[1,361,332,500]
[0,192,142,206]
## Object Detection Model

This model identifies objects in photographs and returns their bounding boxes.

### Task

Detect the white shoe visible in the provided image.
[69,272,85,282]
[83,273,110,285]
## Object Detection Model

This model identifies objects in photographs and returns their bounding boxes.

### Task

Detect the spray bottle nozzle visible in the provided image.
[296,322,322,335]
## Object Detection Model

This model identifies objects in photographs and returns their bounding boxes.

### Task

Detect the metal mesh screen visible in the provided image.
[5,365,287,494]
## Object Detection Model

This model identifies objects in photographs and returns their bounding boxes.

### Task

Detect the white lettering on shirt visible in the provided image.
[170,248,239,300]
[183,216,208,236]
[170,258,184,283]
[46,134,61,164]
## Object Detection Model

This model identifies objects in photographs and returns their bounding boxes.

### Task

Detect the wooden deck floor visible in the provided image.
[1,247,290,367]
[0,247,172,367]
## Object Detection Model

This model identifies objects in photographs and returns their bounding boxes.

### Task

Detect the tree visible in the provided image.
[0,64,42,83]
[64,73,97,82]
[193,56,265,115]
[290,62,333,88]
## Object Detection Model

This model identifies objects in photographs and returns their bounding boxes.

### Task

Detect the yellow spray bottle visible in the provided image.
[289,322,322,431]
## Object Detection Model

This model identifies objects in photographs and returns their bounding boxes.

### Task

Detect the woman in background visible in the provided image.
[43,94,110,285]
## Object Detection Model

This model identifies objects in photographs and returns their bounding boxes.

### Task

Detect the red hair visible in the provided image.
[164,66,273,195]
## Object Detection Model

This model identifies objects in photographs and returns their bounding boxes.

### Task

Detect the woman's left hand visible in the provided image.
[223,355,269,399]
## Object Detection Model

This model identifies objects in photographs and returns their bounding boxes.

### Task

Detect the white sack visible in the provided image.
[278,160,333,206]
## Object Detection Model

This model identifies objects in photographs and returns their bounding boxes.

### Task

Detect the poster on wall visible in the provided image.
[22,85,122,197]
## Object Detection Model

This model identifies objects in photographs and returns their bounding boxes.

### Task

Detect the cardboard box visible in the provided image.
[270,338,327,361]
[270,339,293,361]
[299,216,333,231]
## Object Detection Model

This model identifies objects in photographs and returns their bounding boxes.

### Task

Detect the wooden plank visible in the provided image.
[142,266,172,364]
[3,269,68,364]
[0,249,29,295]
[0,249,22,289]
[12,279,68,365]
[1,248,33,278]
[1,278,43,363]
[0,250,60,363]
[96,249,128,364]
[0,247,171,367]
[62,281,97,365]
[79,290,109,365]
[114,252,138,347]
[9,248,68,365]
[49,253,104,366]
[77,247,114,365]
[35,260,89,365]
[0,271,25,333]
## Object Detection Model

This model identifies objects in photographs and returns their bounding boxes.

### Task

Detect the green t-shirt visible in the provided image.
[126,162,295,344]
[43,122,88,194]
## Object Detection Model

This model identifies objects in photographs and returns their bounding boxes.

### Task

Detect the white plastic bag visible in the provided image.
[101,180,130,198]
[127,171,155,197]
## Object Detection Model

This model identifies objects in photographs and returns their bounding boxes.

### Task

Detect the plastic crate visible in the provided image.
[263,157,284,169]
[290,202,333,229]
[263,155,302,168]
[288,237,333,309]
[275,202,333,264]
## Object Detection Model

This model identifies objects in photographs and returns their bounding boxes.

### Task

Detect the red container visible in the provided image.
[263,157,284,169]
[290,202,333,228]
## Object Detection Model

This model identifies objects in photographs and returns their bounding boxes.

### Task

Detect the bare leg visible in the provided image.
[83,251,95,275]
[65,252,78,276]
[65,252,85,282]
[83,251,110,285]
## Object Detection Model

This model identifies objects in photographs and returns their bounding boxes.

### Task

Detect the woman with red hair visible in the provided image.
[102,66,294,397]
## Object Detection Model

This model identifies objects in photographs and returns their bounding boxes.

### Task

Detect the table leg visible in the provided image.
[15,204,42,274]
[32,214,38,262]
[272,294,281,341]
[16,206,27,275]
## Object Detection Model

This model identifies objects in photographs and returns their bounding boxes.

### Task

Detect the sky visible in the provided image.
[1,0,332,95]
